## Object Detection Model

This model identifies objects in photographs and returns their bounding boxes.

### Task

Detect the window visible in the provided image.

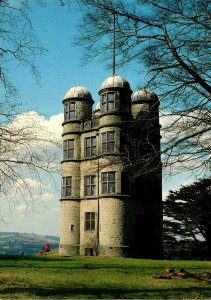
[63,139,74,159]
[61,177,72,197]
[132,139,141,159]
[101,93,115,112]
[101,172,116,194]
[85,136,96,157]
[85,212,95,230]
[64,102,76,120]
[102,131,115,153]
[84,175,96,196]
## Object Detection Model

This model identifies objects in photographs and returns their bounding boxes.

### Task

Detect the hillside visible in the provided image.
[0,232,59,255]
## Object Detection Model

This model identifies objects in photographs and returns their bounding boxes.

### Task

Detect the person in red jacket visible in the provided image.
[38,243,50,255]
[44,243,50,252]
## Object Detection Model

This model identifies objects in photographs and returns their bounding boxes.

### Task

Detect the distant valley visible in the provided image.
[0,232,59,255]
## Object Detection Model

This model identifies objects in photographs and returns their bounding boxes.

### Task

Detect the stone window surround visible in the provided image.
[84,212,95,230]
[101,171,116,194]
[64,101,76,120]
[84,175,96,196]
[61,176,72,197]
[101,92,116,113]
[85,136,97,158]
[63,139,74,159]
[101,131,115,154]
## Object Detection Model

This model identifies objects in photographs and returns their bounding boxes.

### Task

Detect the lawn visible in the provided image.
[0,254,210,299]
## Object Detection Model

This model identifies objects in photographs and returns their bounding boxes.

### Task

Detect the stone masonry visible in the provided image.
[59,75,163,258]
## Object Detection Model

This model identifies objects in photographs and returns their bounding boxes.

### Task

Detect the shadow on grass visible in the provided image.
[0,254,71,262]
[1,286,211,299]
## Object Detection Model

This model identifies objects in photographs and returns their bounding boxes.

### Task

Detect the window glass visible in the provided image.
[84,175,96,196]
[66,187,71,196]
[101,171,116,194]
[85,137,96,157]
[108,182,115,193]
[85,212,95,230]
[64,102,76,120]
[102,183,107,194]
[100,93,115,112]
[86,138,91,147]
[63,139,74,159]
[101,131,115,154]
[61,177,72,197]
[102,133,106,142]
[108,93,114,101]
[108,102,114,111]
[91,138,96,146]
[108,172,115,181]
[108,132,114,140]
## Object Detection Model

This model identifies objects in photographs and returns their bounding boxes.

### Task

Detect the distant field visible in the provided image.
[0,255,210,299]
[0,232,59,255]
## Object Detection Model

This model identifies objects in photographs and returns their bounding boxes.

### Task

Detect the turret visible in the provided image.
[60,84,93,256]
[63,85,94,122]
[131,88,159,122]
[99,75,132,119]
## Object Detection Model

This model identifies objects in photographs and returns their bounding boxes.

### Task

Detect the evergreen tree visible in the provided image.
[163,178,211,259]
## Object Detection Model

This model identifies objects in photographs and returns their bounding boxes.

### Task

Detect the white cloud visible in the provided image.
[162,191,169,201]
[7,111,63,146]
[15,204,28,214]
[42,113,63,139]
[42,192,56,203]
[181,178,194,187]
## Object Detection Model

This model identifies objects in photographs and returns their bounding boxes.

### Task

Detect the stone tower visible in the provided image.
[59,76,163,258]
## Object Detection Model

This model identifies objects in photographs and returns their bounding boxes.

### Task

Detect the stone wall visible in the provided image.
[80,199,98,256]
[59,200,80,255]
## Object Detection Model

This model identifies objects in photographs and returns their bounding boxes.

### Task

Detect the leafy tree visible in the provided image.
[163,178,211,259]
[73,0,211,174]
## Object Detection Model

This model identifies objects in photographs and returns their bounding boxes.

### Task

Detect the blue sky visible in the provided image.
[1,1,200,236]
[12,1,145,116]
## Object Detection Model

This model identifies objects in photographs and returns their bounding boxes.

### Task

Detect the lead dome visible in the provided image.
[64,85,93,100]
[132,88,158,102]
[100,75,131,90]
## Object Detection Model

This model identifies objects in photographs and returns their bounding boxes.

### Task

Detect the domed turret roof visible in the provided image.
[100,75,131,90]
[64,85,93,100]
[132,88,158,102]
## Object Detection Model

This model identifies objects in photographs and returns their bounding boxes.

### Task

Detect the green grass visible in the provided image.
[0,254,210,299]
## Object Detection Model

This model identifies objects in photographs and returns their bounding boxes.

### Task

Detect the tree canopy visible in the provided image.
[163,178,211,259]
[75,0,211,174]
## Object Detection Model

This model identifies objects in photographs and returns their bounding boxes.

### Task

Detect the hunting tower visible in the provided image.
[59,75,162,258]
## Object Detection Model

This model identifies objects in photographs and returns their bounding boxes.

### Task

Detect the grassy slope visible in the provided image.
[0,255,210,299]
